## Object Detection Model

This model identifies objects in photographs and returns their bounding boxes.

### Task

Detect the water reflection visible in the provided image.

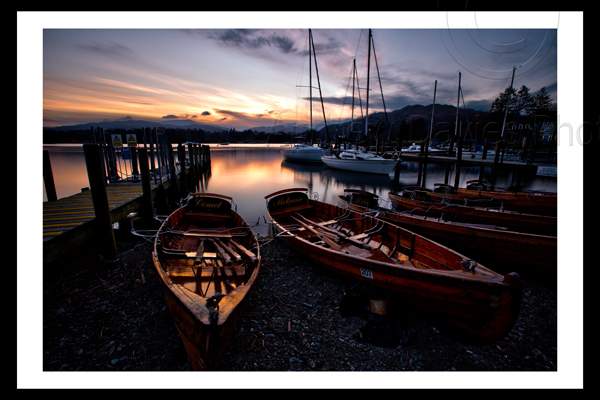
[44,144,556,236]
[43,145,90,201]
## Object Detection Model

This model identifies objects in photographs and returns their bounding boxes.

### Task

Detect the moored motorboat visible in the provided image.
[281,143,325,163]
[266,187,522,343]
[339,189,556,276]
[401,143,447,156]
[152,193,261,370]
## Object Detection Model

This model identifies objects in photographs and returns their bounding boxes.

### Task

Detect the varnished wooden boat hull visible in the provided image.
[267,188,522,343]
[153,193,261,370]
[406,185,503,208]
[339,195,556,276]
[456,181,557,217]
[389,191,557,237]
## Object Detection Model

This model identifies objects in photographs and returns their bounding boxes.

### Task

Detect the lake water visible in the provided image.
[43,143,557,236]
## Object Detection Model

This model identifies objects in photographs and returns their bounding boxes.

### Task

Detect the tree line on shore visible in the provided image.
[43,86,556,148]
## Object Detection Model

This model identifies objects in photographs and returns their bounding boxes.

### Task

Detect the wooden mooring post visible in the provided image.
[177,143,187,197]
[43,150,57,202]
[138,147,155,229]
[453,136,463,189]
[83,143,118,259]
[478,138,490,180]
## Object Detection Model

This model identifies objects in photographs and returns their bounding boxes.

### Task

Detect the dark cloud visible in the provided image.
[78,41,136,59]
[214,29,269,48]
[213,109,281,127]
[270,34,296,54]
[162,113,199,120]
[204,29,298,54]
[216,109,270,120]
[186,29,347,55]
[201,111,211,116]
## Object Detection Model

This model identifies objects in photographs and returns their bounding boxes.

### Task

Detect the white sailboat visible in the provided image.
[281,29,329,164]
[321,148,398,174]
[321,29,399,175]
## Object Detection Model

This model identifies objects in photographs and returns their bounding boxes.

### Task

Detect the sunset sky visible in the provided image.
[19,12,585,389]
[24,12,569,132]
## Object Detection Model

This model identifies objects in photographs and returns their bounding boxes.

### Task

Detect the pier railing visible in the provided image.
[90,126,205,186]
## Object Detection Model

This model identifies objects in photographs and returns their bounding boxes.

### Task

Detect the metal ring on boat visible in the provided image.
[461,259,477,271]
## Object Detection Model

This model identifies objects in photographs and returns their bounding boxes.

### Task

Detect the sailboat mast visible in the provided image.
[370,32,390,141]
[351,59,356,131]
[429,80,437,141]
[365,29,372,138]
[310,29,330,143]
[501,66,517,139]
[308,29,313,143]
[454,72,461,138]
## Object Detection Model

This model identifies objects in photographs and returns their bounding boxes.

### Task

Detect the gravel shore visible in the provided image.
[41,226,559,387]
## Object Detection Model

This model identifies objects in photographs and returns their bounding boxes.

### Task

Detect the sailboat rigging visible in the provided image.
[281,29,330,164]
[321,29,401,175]
[400,80,446,156]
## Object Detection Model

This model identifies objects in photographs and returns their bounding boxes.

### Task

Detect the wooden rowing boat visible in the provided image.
[152,193,261,370]
[456,180,557,217]
[266,188,522,343]
[339,189,556,277]
[400,185,503,208]
[389,188,557,237]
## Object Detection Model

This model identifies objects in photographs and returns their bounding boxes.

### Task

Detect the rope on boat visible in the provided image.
[206,293,226,326]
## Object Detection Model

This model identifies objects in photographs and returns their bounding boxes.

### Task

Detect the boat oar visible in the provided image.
[215,238,243,263]
[293,218,346,252]
[229,240,259,265]
[209,239,232,266]
[194,239,205,265]
[293,214,373,250]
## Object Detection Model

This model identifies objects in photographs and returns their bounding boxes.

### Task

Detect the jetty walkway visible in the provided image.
[43,133,210,265]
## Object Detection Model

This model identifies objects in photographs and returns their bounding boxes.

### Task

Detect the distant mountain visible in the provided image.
[245,122,312,135]
[43,118,226,133]
[324,104,487,137]
[43,104,489,138]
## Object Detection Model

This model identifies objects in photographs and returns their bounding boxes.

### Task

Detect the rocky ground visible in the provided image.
[41,226,559,387]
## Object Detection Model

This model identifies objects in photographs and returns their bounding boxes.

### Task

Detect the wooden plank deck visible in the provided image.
[43,184,146,240]
[42,180,169,264]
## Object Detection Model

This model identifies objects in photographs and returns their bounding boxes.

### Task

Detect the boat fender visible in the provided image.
[461,259,477,272]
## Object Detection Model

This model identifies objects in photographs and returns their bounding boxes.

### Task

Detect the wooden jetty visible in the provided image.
[43,135,211,265]
[44,182,154,264]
